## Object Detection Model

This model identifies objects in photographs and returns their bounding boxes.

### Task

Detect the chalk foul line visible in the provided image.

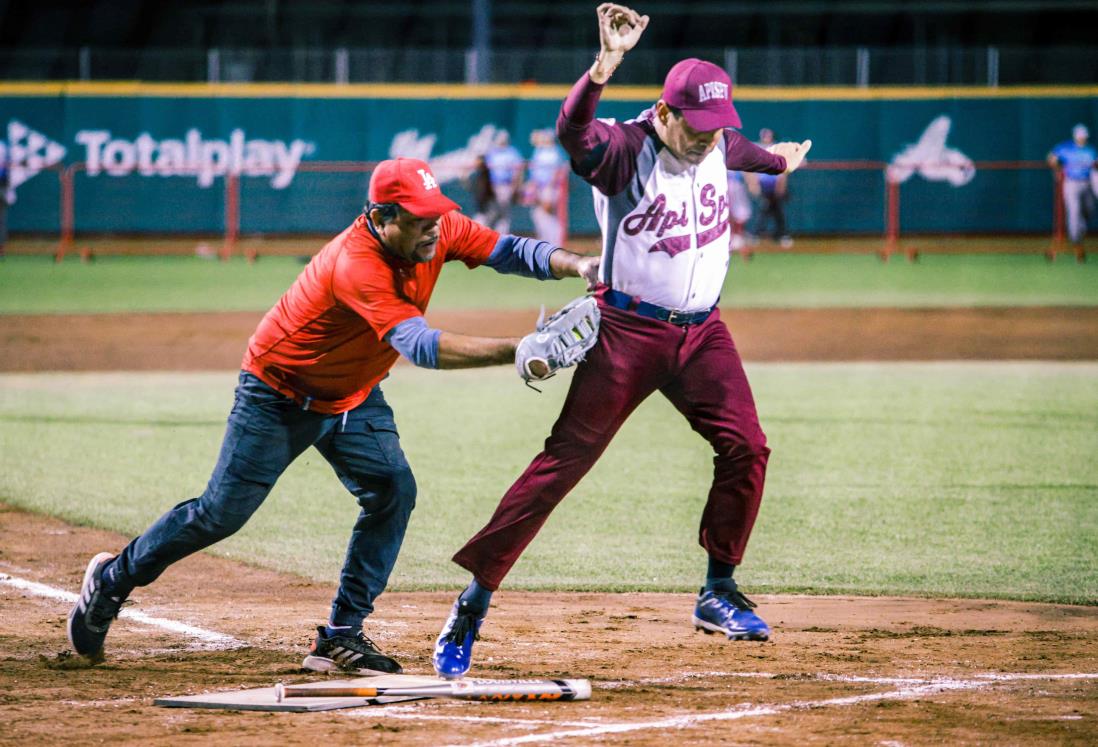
[5,568,1095,741]
[438,672,1098,747]
[0,571,246,649]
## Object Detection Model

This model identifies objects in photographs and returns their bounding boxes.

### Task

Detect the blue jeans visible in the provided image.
[105,371,417,629]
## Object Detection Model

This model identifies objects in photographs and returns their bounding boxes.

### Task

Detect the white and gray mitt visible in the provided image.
[515,295,601,386]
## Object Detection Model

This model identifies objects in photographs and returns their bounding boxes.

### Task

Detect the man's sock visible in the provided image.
[704,557,737,593]
[457,578,493,614]
[323,624,355,638]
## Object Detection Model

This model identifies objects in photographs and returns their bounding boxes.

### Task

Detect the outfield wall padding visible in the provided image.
[2,85,1095,235]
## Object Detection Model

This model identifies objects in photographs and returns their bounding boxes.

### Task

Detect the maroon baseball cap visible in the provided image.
[368,158,460,219]
[661,58,742,131]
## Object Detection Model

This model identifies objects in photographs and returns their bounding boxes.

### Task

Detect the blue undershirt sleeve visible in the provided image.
[384,316,441,369]
[484,234,561,280]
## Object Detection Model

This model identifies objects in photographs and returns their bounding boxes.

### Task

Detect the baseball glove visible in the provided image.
[515,295,601,387]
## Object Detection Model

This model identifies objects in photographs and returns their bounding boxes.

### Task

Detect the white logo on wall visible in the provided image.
[887,115,976,187]
[1,120,68,203]
[76,129,315,189]
[390,124,504,183]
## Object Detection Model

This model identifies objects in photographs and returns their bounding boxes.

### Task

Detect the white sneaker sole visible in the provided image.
[432,657,468,680]
[301,654,397,676]
[692,614,770,642]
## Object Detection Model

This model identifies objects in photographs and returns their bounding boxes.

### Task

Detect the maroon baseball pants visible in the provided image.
[452,300,770,591]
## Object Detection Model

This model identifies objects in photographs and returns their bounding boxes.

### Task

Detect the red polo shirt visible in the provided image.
[242,212,499,414]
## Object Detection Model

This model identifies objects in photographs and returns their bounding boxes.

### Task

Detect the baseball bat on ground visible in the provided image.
[274,678,591,702]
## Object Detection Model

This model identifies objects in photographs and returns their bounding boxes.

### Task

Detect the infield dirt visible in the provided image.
[1,307,1096,744]
[1,506,1096,746]
[5,306,1098,371]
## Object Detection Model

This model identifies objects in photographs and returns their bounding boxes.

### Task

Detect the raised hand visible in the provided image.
[590,4,650,83]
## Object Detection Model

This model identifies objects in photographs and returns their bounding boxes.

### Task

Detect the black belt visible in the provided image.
[603,288,714,326]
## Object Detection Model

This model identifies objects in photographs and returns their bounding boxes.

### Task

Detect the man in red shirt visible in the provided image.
[68,157,598,674]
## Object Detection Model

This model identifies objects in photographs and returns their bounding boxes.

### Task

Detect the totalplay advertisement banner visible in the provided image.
[1,86,1094,235]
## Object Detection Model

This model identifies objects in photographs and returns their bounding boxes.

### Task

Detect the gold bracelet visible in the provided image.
[593,52,620,76]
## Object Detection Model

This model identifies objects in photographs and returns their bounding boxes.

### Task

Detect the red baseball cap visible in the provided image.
[368,158,460,219]
[661,58,742,131]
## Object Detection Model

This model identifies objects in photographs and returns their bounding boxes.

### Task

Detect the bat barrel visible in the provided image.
[451,678,591,702]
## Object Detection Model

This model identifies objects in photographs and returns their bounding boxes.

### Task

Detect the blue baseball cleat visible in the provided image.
[68,552,127,659]
[432,598,485,679]
[692,587,770,641]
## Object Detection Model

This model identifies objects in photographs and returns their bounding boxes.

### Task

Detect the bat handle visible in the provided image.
[280,686,382,698]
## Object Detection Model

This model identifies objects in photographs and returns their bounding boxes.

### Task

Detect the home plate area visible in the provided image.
[155,674,592,711]
[150,669,1098,744]
[2,507,1095,746]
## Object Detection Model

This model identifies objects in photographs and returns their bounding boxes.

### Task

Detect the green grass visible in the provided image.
[1,364,1095,604]
[2,253,1097,314]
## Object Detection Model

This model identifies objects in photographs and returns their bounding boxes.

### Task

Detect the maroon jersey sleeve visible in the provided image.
[724,129,787,174]
[556,72,649,196]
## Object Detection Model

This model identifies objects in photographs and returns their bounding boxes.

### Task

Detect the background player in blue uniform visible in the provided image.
[748,128,792,249]
[482,131,526,233]
[523,128,567,245]
[1048,123,1097,255]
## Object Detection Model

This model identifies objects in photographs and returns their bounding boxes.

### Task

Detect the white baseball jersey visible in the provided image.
[592,133,732,312]
[556,75,786,314]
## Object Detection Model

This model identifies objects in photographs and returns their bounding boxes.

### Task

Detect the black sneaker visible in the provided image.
[67,552,127,658]
[301,626,403,675]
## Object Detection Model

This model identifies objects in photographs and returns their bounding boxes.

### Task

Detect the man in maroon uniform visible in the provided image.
[434,4,811,679]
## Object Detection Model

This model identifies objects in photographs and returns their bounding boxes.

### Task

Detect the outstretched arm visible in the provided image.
[549,250,600,288]
[385,316,521,371]
[437,333,520,370]
[485,234,598,287]
[724,131,812,175]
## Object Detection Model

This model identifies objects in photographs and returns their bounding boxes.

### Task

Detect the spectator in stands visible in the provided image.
[482,131,525,233]
[523,129,567,245]
[1048,123,1097,253]
[467,155,495,227]
[747,128,793,249]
